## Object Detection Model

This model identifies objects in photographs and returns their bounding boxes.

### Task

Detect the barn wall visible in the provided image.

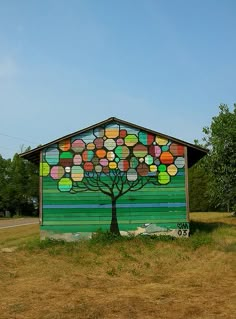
[39,122,189,240]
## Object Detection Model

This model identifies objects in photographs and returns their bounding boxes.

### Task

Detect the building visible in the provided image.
[21,117,207,240]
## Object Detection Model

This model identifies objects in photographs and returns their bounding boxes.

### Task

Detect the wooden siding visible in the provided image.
[40,122,189,239]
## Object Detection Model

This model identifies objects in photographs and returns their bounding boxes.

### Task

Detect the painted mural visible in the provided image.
[40,122,189,239]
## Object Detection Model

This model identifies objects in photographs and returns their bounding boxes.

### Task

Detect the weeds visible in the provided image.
[106,267,117,276]
[223,242,236,253]
[189,232,213,250]
[1,213,236,319]
[21,237,67,251]
[11,217,235,256]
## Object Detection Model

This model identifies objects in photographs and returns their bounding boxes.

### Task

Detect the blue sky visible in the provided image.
[0,0,235,159]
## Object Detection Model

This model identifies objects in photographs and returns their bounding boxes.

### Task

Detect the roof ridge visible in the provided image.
[20,117,208,167]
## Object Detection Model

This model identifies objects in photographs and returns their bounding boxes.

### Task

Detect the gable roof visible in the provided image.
[20,117,208,168]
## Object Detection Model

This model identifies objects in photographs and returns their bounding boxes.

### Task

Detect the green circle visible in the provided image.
[158,172,170,185]
[60,151,73,159]
[158,164,166,172]
[115,145,129,159]
[130,157,138,168]
[58,178,72,192]
[145,155,153,165]
[162,145,169,151]
[124,134,138,146]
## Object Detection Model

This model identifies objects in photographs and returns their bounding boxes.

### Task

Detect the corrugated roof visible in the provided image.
[20,117,208,167]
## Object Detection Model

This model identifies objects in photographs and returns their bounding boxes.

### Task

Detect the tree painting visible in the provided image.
[41,123,185,234]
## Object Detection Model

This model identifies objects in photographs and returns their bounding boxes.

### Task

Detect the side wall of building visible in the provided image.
[39,122,189,240]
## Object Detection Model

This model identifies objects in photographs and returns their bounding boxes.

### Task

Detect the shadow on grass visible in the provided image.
[190,220,236,235]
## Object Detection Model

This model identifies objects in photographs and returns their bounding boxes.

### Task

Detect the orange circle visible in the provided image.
[96,149,106,158]
[160,151,174,164]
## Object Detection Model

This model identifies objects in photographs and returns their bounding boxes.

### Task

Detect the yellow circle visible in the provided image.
[155,136,168,145]
[150,165,157,172]
[167,164,178,176]
[109,162,117,169]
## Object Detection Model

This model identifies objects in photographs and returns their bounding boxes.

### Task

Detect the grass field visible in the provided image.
[0,213,235,319]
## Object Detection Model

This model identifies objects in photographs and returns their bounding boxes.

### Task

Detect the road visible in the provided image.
[0,217,39,229]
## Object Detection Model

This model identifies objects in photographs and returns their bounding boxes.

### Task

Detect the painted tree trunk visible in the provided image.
[110,198,120,235]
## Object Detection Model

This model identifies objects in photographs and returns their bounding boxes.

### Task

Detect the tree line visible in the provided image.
[0,104,235,216]
[189,104,236,212]
[0,152,38,217]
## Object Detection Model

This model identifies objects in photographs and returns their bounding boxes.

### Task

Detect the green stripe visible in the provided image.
[43,218,187,225]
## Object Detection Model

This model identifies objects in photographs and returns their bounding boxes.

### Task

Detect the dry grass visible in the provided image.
[0,213,235,319]
[190,212,236,224]
[0,224,39,248]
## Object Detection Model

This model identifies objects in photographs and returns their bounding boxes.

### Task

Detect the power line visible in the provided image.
[0,132,40,145]
[0,145,18,151]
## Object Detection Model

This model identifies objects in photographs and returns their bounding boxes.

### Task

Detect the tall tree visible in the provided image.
[0,155,11,213]
[202,104,236,211]
[188,157,211,212]
[0,152,39,216]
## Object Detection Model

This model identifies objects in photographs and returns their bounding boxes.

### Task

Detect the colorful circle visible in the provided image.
[156,136,168,145]
[167,164,178,176]
[162,145,169,152]
[71,139,85,153]
[94,138,104,149]
[109,162,117,169]
[149,165,157,172]
[158,164,166,172]
[65,167,71,173]
[115,145,130,159]
[124,134,138,147]
[105,124,119,138]
[71,166,84,181]
[137,163,149,176]
[95,165,102,173]
[93,128,104,138]
[87,143,95,150]
[118,160,129,171]
[175,157,185,168]
[158,172,170,185]
[84,162,94,172]
[60,152,73,167]
[59,139,71,151]
[58,178,72,191]
[145,155,153,165]
[73,154,82,165]
[130,157,138,168]
[40,162,50,176]
[127,169,138,181]
[160,152,174,165]
[170,144,184,156]
[82,150,94,161]
[117,138,124,145]
[92,156,99,165]
[119,129,127,138]
[104,138,116,150]
[96,149,106,159]
[50,166,64,179]
[149,145,161,157]
[139,132,154,145]
[107,151,115,161]
[100,158,108,166]
[133,144,148,157]
[45,148,59,165]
